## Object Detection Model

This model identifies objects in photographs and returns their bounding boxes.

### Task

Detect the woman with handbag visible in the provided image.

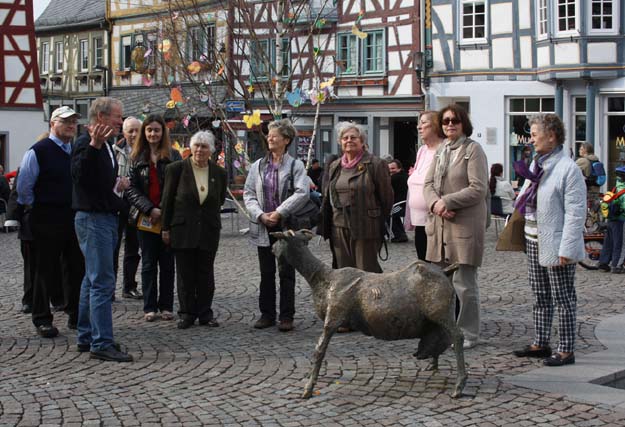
[127,114,181,322]
[161,131,227,329]
[243,119,309,332]
[320,122,393,273]
[423,104,489,350]
[512,114,586,366]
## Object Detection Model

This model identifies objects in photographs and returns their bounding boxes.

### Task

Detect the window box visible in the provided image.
[115,70,131,77]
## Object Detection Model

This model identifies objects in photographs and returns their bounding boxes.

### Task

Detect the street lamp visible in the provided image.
[94,65,109,96]
[413,51,430,90]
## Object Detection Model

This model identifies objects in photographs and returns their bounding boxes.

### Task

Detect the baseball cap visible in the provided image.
[50,106,81,121]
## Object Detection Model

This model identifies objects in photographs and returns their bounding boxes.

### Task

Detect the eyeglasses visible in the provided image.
[442,118,461,126]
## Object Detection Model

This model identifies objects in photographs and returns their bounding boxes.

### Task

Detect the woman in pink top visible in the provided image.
[405,111,445,259]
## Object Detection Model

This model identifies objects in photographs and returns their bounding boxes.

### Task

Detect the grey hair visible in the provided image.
[529,113,565,146]
[189,131,216,154]
[123,116,141,131]
[335,121,368,148]
[581,142,594,155]
[88,97,123,124]
[267,119,297,146]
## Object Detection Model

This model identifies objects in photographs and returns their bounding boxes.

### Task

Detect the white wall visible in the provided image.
[1,110,47,171]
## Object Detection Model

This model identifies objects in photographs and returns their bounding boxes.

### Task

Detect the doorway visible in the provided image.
[392,118,418,169]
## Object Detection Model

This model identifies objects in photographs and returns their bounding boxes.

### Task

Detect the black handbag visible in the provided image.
[283,159,320,231]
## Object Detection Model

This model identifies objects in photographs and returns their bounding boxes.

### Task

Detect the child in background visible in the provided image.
[598,166,625,274]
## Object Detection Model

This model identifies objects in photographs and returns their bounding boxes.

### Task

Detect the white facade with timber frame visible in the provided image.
[427,0,625,187]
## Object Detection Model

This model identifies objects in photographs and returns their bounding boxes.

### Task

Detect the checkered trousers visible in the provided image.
[526,239,577,353]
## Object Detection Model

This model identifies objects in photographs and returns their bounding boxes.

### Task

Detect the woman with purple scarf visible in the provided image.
[320,122,393,274]
[244,119,309,332]
[512,114,586,367]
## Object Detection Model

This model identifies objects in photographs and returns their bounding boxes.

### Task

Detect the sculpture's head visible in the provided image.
[270,229,315,259]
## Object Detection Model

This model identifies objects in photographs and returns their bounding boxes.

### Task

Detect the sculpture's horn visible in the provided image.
[287,229,296,237]
[300,229,315,240]
[270,231,285,239]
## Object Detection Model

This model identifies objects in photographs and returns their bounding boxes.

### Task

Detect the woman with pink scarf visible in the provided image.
[320,122,393,273]
[405,111,445,260]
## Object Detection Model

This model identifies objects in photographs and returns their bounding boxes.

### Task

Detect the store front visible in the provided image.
[606,96,625,188]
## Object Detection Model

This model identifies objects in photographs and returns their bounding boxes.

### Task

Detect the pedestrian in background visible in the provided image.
[72,97,133,362]
[423,104,488,350]
[387,159,408,243]
[405,111,444,260]
[161,131,227,329]
[489,163,516,215]
[127,114,181,322]
[113,116,143,300]
[244,119,309,332]
[597,166,625,274]
[512,113,586,367]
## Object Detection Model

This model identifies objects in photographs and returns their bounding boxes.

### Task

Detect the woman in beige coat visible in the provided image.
[423,104,488,349]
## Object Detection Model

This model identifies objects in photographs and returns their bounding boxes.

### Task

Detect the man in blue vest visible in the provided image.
[17,106,85,338]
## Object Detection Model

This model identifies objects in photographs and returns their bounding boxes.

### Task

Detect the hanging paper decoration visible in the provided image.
[166,121,175,129]
[170,87,184,104]
[286,88,304,107]
[356,10,365,23]
[351,24,368,40]
[142,74,153,87]
[320,77,335,89]
[159,39,171,53]
[182,115,191,128]
[167,75,175,84]
[315,18,326,29]
[217,150,225,168]
[172,11,179,20]
[212,119,221,128]
[313,47,320,58]
[308,89,325,106]
[243,110,261,129]
[247,84,255,94]
[187,61,202,74]
[217,65,225,76]
[200,94,209,103]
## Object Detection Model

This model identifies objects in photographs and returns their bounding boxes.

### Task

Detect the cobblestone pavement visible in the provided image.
[1,219,625,426]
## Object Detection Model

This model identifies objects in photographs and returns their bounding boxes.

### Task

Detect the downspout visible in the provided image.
[102,1,113,97]
[585,80,595,146]
[421,0,433,110]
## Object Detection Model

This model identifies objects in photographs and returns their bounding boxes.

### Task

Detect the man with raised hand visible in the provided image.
[72,97,133,362]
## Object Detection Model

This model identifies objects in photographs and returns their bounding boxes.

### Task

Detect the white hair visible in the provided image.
[123,116,141,131]
[189,131,216,154]
[335,121,368,147]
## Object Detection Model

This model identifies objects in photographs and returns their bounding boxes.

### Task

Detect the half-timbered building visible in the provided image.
[0,0,45,171]
[35,0,108,131]
[428,0,625,185]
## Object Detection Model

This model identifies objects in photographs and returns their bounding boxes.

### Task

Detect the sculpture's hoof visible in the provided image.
[424,362,438,371]
[301,389,313,399]
[451,389,463,399]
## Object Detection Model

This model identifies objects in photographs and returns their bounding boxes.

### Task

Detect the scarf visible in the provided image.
[341,150,364,169]
[514,145,562,214]
[433,135,466,195]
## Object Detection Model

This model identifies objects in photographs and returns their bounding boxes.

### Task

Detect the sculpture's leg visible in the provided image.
[302,324,337,399]
[425,356,438,371]
[449,324,467,398]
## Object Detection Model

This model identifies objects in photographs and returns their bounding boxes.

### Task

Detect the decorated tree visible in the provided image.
[151,0,341,180]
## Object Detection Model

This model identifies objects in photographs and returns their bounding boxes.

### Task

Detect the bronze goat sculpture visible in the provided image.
[271,229,467,399]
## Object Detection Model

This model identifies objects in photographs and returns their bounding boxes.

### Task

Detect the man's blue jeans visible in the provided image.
[599,220,624,268]
[74,211,118,351]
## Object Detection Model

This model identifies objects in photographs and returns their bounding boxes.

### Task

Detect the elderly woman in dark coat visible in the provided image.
[161,131,227,329]
[423,104,488,350]
[320,122,393,273]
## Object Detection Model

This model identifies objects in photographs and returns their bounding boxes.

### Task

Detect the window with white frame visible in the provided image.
[588,0,617,33]
[536,0,548,37]
[336,30,385,76]
[93,37,103,67]
[120,35,133,70]
[249,38,290,81]
[573,97,586,158]
[187,25,215,63]
[41,42,49,74]
[507,97,555,182]
[556,0,578,33]
[54,41,63,72]
[79,39,89,71]
[460,0,487,42]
